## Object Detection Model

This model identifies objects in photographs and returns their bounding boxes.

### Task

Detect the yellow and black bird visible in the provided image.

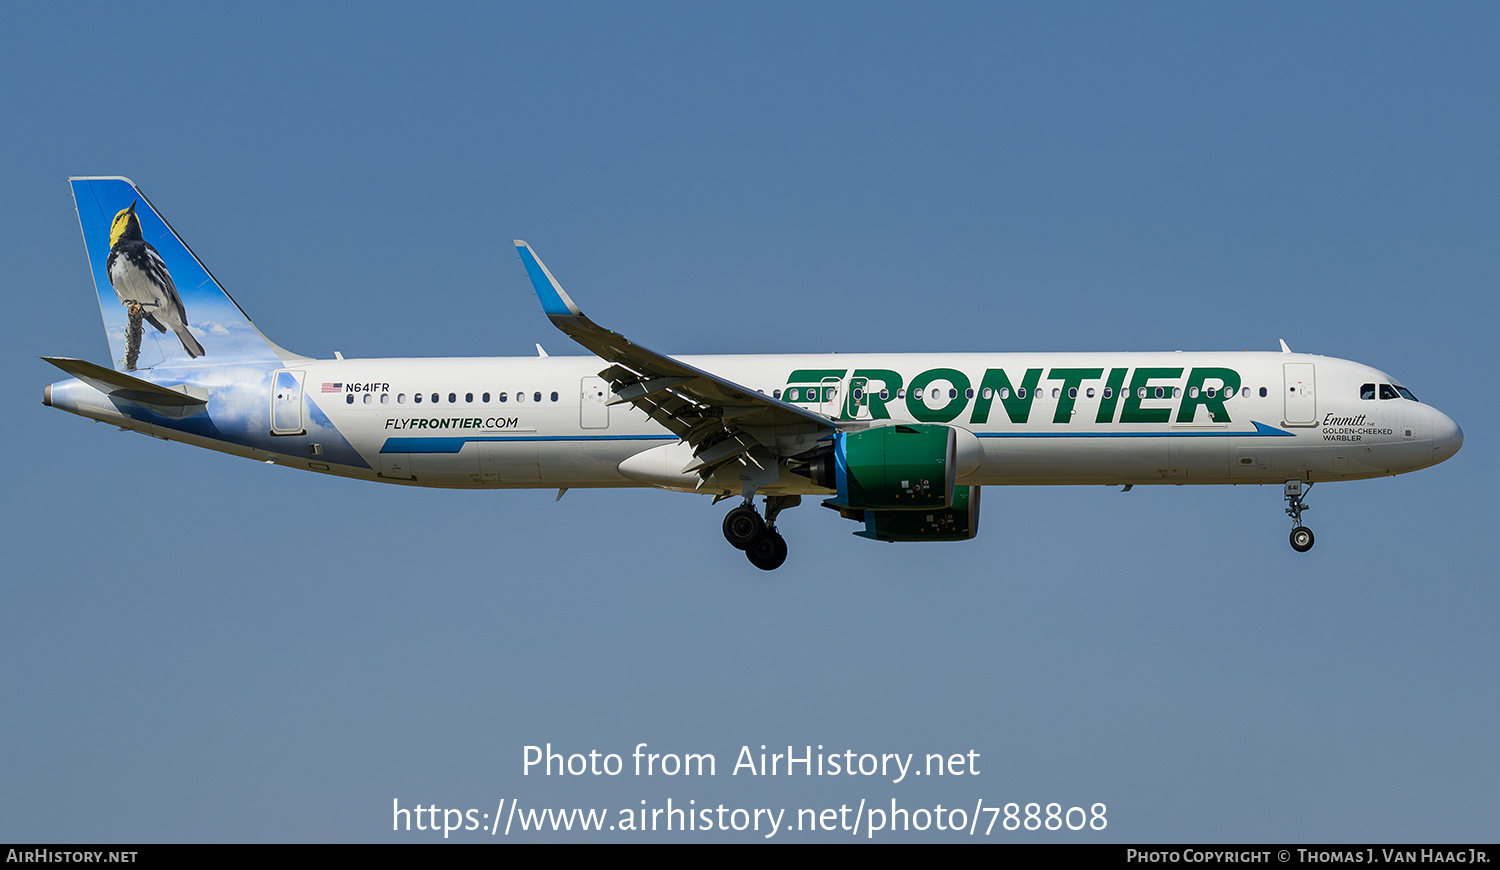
[107,201,205,368]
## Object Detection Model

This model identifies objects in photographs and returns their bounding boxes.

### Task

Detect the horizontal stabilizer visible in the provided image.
[43,356,206,407]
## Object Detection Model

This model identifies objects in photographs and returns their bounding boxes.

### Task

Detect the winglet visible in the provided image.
[514,241,584,318]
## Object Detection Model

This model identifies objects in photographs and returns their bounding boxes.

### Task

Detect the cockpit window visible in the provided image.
[1360,383,1376,400]
[1394,385,1418,402]
[1379,384,1400,400]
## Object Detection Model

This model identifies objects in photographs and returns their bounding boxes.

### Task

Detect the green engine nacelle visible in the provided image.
[826,423,957,510]
[856,486,982,542]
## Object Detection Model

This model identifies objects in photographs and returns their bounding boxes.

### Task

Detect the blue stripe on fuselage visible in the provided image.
[381,434,674,454]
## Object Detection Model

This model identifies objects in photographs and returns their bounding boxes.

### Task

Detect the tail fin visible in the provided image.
[69,177,296,371]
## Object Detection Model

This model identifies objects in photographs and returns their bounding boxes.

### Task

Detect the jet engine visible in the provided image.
[798,423,983,541]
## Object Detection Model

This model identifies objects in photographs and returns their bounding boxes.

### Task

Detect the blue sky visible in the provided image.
[3,1,1496,842]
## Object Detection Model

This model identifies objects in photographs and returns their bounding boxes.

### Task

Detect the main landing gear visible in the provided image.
[722,495,799,571]
[1284,480,1315,553]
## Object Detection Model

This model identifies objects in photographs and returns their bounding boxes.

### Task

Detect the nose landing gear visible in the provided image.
[1290,525,1315,553]
[1285,480,1314,553]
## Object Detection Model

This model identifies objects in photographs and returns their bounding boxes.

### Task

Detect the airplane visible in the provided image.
[44,177,1463,570]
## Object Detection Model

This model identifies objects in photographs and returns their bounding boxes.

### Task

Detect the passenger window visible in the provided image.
[397,393,406,404]
[414,393,423,403]
[948,388,957,399]
[363,394,373,405]
[448,393,457,403]
[517,392,526,403]
[1086,388,1095,399]
[483,392,491,402]
[431,393,439,403]
[381,394,390,404]
[1172,388,1181,399]
[897,389,906,399]
[1138,387,1147,399]
[880,390,889,400]
[1016,388,1026,399]
[1259,387,1267,397]
[1379,384,1400,400]
[1360,383,1376,400]
[1103,387,1113,399]
[498,392,508,403]
[1068,387,1077,399]
[1189,387,1199,398]
[773,390,781,400]
[346,394,354,404]
[965,389,974,399]
[550,392,559,402]
[1051,388,1059,399]
[466,392,474,403]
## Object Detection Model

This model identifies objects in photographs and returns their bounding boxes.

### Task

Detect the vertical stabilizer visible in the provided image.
[70,177,298,371]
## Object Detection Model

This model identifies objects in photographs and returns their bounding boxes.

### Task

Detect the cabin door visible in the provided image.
[271,369,305,435]
[1283,363,1316,426]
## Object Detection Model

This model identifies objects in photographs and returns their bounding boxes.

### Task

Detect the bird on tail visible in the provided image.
[106,201,205,369]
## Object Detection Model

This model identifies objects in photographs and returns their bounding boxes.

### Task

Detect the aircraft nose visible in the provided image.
[1432,411,1463,461]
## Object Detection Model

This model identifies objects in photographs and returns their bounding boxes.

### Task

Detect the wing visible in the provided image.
[514,241,835,489]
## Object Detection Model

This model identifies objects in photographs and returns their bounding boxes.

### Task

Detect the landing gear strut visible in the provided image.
[722,495,799,570]
[1285,480,1314,553]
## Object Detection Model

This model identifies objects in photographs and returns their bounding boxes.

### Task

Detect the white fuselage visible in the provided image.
[46,350,1463,494]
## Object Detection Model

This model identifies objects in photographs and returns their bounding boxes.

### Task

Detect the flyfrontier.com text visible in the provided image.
[522,743,980,785]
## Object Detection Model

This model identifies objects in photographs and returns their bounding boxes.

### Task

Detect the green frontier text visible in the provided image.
[783,367,1244,425]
